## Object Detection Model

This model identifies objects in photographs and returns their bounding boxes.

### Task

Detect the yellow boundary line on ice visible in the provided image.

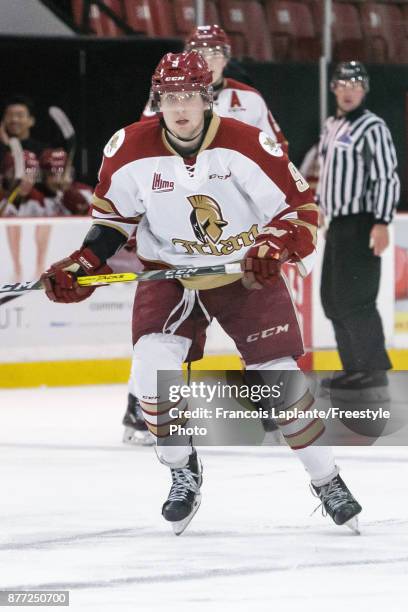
[1,351,407,388]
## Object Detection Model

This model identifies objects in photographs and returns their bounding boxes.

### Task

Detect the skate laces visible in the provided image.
[168,466,200,502]
[310,478,351,517]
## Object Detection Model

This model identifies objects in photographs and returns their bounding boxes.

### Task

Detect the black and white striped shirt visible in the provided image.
[316,106,400,223]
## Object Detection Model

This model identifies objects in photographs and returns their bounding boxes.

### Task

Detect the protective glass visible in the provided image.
[159,91,208,111]
[194,47,226,60]
[333,80,365,90]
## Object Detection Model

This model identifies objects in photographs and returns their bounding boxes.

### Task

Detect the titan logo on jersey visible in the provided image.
[188,194,227,244]
[172,194,259,256]
[152,172,175,192]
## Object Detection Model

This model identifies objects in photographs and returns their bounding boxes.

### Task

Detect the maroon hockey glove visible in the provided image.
[242,221,298,290]
[41,247,112,303]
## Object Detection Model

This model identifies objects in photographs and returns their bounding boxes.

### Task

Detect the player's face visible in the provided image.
[2,104,35,139]
[161,91,207,140]
[334,81,366,114]
[195,48,227,84]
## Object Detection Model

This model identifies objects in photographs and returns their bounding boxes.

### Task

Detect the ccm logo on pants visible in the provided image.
[246,324,289,343]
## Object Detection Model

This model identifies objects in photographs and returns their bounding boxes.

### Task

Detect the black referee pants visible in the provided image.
[320,213,392,371]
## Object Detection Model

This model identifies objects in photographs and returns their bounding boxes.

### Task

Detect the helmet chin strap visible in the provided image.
[164,125,205,143]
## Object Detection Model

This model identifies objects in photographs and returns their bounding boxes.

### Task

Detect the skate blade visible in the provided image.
[345,516,360,535]
[171,494,202,536]
[122,427,154,447]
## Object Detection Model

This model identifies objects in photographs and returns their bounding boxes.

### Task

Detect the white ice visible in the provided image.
[0,385,407,612]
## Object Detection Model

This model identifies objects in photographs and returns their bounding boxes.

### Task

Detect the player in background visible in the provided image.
[0,96,48,282]
[33,149,92,276]
[41,51,362,536]
[0,148,92,281]
[187,25,287,150]
[141,25,287,152]
[37,148,92,217]
[0,150,42,280]
[124,24,288,446]
[0,149,40,217]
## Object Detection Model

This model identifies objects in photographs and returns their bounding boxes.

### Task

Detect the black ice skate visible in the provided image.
[312,474,362,534]
[320,371,389,402]
[122,393,154,446]
[162,449,203,536]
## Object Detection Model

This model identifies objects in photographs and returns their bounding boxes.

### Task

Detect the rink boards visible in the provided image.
[1,216,407,387]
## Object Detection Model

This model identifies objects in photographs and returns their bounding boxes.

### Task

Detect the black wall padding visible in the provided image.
[0,36,406,207]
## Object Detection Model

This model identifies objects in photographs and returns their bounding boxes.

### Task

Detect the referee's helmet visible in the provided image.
[330,61,369,93]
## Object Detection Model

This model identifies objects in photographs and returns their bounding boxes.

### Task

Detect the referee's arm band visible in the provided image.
[82,223,128,263]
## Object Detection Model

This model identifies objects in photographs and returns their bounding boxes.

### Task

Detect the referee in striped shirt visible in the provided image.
[317,61,400,397]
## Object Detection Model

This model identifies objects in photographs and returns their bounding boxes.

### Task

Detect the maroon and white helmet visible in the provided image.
[151,51,213,111]
[62,182,92,215]
[185,24,231,58]
[0,150,39,179]
[39,148,67,173]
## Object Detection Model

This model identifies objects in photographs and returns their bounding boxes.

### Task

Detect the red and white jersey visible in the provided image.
[93,115,316,288]
[141,78,288,152]
[1,198,43,217]
[213,79,287,151]
[0,187,55,218]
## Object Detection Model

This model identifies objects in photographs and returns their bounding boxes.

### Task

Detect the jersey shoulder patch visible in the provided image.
[103,129,125,158]
[258,131,283,157]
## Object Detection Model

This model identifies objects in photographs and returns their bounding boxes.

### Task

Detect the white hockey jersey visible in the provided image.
[141,78,287,152]
[0,187,60,217]
[92,115,316,289]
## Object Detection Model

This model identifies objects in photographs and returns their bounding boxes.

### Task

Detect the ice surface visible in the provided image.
[0,385,407,611]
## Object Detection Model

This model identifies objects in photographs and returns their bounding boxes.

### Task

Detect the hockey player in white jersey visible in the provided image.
[125,24,288,446]
[41,51,362,535]
[141,25,287,151]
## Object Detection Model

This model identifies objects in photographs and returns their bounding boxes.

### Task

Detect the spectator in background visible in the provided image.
[0,150,41,280]
[38,148,92,217]
[0,95,46,157]
[0,147,92,281]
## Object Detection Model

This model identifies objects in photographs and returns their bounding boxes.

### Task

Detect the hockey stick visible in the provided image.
[0,263,243,295]
[0,294,21,307]
[48,106,76,183]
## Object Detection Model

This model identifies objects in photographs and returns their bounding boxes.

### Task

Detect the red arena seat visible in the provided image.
[218,0,248,58]
[148,0,176,37]
[171,1,221,38]
[265,1,320,61]
[172,0,196,36]
[72,0,125,36]
[245,0,274,60]
[123,0,155,35]
[332,3,365,62]
[360,2,407,63]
